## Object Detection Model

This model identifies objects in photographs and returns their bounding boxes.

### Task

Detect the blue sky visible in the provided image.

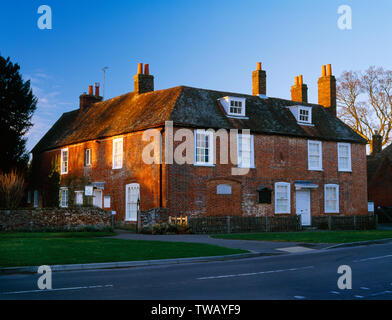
[1,0,392,152]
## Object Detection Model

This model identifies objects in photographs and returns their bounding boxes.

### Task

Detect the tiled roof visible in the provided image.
[32,85,366,153]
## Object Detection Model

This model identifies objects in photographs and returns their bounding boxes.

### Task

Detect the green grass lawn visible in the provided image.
[0,232,247,268]
[211,230,392,244]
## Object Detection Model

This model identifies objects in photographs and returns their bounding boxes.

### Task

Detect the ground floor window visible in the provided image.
[33,190,38,208]
[75,191,83,205]
[274,182,291,214]
[60,188,68,208]
[325,184,339,213]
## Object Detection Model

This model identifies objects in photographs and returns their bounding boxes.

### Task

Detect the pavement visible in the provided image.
[110,229,332,254]
[1,241,392,300]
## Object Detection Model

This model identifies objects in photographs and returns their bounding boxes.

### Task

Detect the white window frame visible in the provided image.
[298,106,312,124]
[337,143,352,172]
[33,190,38,208]
[60,148,69,175]
[274,182,291,214]
[237,133,255,168]
[218,96,247,118]
[112,138,123,169]
[75,191,84,206]
[194,129,214,166]
[324,184,339,213]
[308,140,323,171]
[85,148,92,167]
[59,188,68,208]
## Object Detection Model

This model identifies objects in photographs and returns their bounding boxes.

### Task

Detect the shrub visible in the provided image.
[142,223,192,235]
[0,170,25,209]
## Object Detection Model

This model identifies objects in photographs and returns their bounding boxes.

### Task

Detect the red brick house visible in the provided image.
[30,62,368,227]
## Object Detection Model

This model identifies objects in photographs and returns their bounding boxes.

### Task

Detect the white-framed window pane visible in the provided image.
[113,138,123,169]
[338,143,351,171]
[325,184,339,213]
[275,182,290,214]
[238,134,254,168]
[60,188,68,208]
[85,149,91,166]
[308,141,322,170]
[75,191,83,205]
[195,131,213,165]
[61,149,68,174]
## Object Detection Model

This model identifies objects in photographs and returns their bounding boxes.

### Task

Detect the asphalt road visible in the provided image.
[0,242,391,300]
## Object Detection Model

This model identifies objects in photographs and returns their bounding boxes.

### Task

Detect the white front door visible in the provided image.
[93,189,103,208]
[296,190,311,226]
[125,183,140,221]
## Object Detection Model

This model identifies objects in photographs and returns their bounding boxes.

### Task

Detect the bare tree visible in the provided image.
[337,66,392,153]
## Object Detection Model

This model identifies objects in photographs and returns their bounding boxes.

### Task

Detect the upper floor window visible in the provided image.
[275,182,291,214]
[338,143,351,172]
[237,134,255,168]
[59,188,68,208]
[60,148,68,174]
[85,148,92,167]
[112,138,123,169]
[298,107,311,123]
[325,184,339,213]
[194,130,214,166]
[308,140,322,171]
[287,105,312,125]
[218,96,247,117]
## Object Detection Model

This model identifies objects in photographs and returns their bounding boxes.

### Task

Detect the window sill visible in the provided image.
[238,166,256,169]
[194,163,215,167]
[338,170,352,173]
[325,211,340,214]
[308,168,323,172]
[112,167,123,170]
[274,212,291,215]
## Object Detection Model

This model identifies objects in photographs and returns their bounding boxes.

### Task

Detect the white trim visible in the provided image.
[237,133,255,168]
[60,148,69,175]
[324,184,339,213]
[308,140,323,171]
[112,138,123,169]
[298,106,312,124]
[337,143,352,172]
[274,182,291,214]
[194,130,214,166]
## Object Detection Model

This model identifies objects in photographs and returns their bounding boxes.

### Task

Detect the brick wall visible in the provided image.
[0,207,111,232]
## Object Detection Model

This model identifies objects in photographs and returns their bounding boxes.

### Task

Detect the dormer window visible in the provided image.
[218,96,247,118]
[287,105,312,125]
[230,100,243,115]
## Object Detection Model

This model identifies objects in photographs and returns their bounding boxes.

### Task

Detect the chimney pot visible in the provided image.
[322,65,327,77]
[137,63,143,74]
[299,75,303,85]
[295,76,299,86]
[144,64,150,75]
[291,75,308,103]
[257,62,262,71]
[327,64,332,76]
[88,85,93,95]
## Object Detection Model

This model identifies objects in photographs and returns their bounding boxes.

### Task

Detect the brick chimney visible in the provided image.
[252,62,267,96]
[133,63,154,94]
[79,83,102,112]
[291,75,308,103]
[372,131,383,155]
[318,64,337,116]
